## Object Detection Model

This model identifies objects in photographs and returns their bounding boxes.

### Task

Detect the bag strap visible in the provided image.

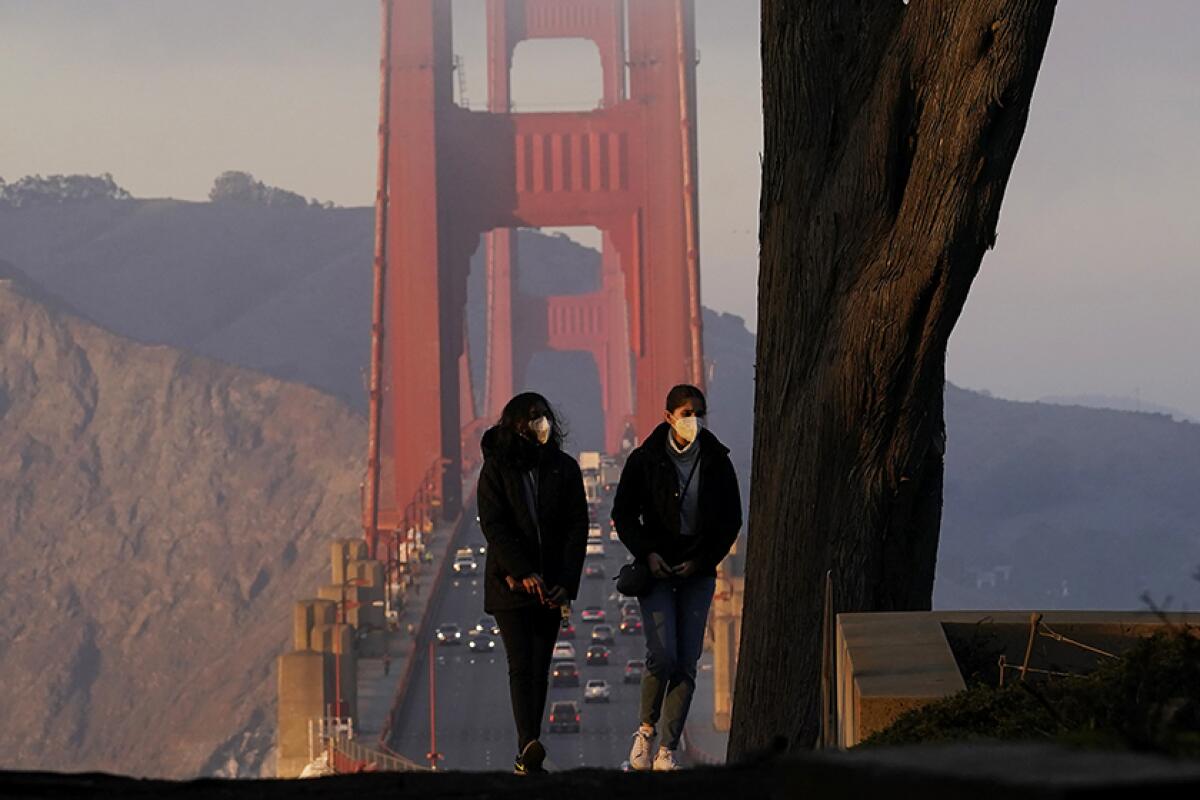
[678,453,701,500]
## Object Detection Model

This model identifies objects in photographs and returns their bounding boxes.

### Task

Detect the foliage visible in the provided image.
[0,173,131,207]
[862,628,1200,757]
[208,171,334,209]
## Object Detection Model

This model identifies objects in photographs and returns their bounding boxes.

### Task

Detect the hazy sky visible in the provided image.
[1,1,1198,418]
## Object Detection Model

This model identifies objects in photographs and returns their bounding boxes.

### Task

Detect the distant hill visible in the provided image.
[1037,393,1195,423]
[940,385,1200,609]
[0,197,755,465]
[0,260,362,778]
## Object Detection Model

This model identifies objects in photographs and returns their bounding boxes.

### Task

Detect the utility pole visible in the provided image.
[426,640,442,769]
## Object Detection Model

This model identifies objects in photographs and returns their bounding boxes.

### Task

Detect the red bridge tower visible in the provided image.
[369,0,703,539]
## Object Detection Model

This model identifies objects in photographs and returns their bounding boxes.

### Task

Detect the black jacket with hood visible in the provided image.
[477,426,589,613]
[612,423,742,576]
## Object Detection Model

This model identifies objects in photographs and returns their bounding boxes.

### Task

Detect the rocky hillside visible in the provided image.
[0,261,364,778]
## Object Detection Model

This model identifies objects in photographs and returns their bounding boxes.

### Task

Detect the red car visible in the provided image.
[559,621,576,640]
[619,616,643,635]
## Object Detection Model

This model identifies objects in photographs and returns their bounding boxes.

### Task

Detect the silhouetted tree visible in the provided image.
[208,170,311,208]
[729,0,1057,757]
[0,173,131,207]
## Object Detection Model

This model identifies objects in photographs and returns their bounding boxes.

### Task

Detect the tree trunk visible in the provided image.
[729,0,1057,758]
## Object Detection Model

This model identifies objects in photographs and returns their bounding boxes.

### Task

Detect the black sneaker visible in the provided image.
[514,739,547,774]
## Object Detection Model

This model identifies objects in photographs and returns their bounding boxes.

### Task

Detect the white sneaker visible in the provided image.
[652,746,680,771]
[628,727,655,771]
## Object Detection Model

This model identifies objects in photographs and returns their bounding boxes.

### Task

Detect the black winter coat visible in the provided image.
[476,426,589,613]
[612,423,742,576]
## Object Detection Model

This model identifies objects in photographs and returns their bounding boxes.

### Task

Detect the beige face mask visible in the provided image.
[531,415,551,445]
[672,415,701,444]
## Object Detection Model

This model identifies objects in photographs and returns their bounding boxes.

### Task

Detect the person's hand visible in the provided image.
[544,585,568,606]
[673,560,698,578]
[504,575,521,592]
[647,552,672,579]
[521,573,548,602]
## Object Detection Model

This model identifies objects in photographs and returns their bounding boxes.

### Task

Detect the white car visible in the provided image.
[452,548,478,574]
[585,542,605,558]
[583,679,611,703]
[587,523,604,542]
[552,641,576,661]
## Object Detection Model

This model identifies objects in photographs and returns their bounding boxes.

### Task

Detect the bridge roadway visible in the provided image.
[387,489,649,771]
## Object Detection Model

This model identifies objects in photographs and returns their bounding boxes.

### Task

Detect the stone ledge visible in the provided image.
[3,744,1198,799]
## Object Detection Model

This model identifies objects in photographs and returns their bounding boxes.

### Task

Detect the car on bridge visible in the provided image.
[609,527,620,543]
[619,615,643,635]
[592,624,615,644]
[558,620,576,640]
[548,700,581,733]
[473,616,500,636]
[552,641,576,661]
[586,644,611,665]
[584,679,612,703]
[580,606,606,623]
[551,661,580,687]
[585,542,605,558]
[584,563,606,579]
[436,623,462,645]
[624,658,645,684]
[587,523,604,542]
[467,634,495,653]
[451,548,478,574]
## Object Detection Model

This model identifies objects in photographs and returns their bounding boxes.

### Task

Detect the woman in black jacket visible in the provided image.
[612,384,742,771]
[477,392,588,775]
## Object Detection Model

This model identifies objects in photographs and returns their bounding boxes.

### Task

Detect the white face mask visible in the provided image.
[672,415,701,444]
[530,415,551,445]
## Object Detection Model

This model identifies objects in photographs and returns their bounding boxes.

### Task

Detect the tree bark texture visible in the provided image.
[729,0,1056,758]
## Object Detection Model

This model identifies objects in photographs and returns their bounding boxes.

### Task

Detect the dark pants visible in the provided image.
[637,574,715,750]
[494,606,561,751]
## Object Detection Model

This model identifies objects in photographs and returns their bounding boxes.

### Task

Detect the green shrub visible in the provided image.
[862,629,1200,757]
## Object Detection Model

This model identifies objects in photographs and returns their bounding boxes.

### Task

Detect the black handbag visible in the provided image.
[615,560,653,597]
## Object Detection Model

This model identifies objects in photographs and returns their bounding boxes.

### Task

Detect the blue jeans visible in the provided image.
[637,574,715,750]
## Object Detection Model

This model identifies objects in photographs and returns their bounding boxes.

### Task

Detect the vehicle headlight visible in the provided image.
[454,631,461,638]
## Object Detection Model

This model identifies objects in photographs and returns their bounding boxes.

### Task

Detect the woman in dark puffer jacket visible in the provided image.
[477,392,587,775]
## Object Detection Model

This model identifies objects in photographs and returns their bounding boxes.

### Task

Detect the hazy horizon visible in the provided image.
[2,1,1197,418]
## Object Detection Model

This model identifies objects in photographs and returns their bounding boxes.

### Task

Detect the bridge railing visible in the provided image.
[309,717,428,773]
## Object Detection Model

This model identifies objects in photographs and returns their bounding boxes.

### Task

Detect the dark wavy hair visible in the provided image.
[665,384,706,413]
[494,391,566,455]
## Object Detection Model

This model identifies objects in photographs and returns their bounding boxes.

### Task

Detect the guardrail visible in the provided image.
[332,735,427,773]
[377,476,479,755]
